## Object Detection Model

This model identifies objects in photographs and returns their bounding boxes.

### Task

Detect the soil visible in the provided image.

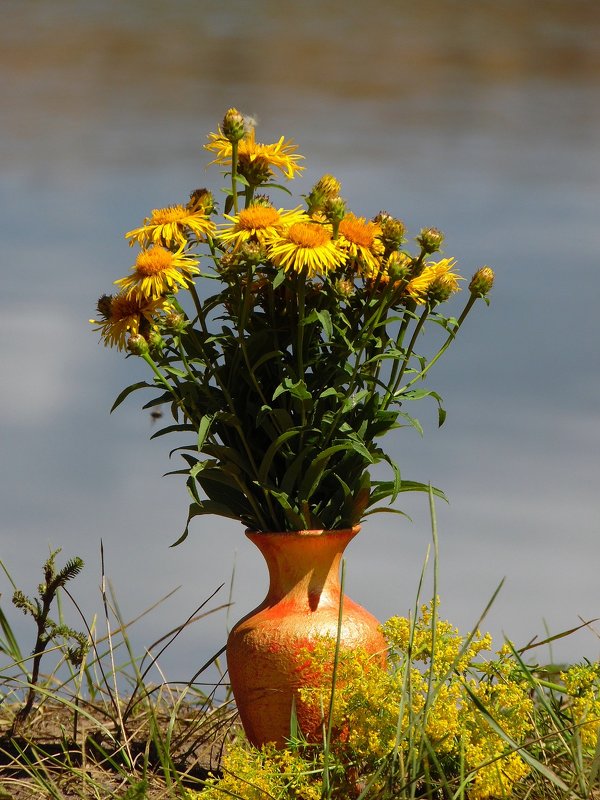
[0,699,239,799]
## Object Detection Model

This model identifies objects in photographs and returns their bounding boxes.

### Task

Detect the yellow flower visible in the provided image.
[267,221,347,278]
[338,212,385,274]
[90,293,168,351]
[205,125,304,182]
[219,204,308,250]
[114,245,199,300]
[405,257,462,304]
[125,205,216,248]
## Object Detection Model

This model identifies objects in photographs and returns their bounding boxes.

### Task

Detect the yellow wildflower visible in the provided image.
[125,204,216,248]
[218,204,308,250]
[114,245,199,300]
[405,257,462,304]
[90,293,169,351]
[337,212,385,274]
[205,124,304,181]
[267,221,347,278]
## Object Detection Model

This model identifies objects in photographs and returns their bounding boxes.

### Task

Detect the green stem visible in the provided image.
[396,294,477,397]
[318,284,393,452]
[385,299,416,399]
[231,141,239,215]
[245,184,256,208]
[295,273,307,431]
[384,304,430,409]
[141,352,181,402]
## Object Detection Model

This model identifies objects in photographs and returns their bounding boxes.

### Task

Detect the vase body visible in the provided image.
[226,526,387,748]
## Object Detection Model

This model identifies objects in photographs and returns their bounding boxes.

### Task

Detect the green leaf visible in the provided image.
[397,411,424,436]
[272,378,312,403]
[202,444,255,477]
[264,489,305,529]
[300,443,372,501]
[110,381,153,413]
[397,480,447,500]
[315,309,333,340]
[363,506,412,519]
[319,387,340,400]
[258,406,295,434]
[261,181,292,195]
[272,269,286,289]
[150,423,196,440]
[197,414,214,451]
[163,365,187,378]
[252,349,285,371]
[172,499,243,546]
[258,429,300,485]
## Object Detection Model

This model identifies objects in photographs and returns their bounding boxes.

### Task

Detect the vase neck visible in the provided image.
[247,528,359,612]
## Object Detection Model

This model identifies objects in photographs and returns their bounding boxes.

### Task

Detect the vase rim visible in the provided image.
[245,525,361,538]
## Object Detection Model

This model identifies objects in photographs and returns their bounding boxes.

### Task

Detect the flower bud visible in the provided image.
[222,108,247,143]
[305,174,342,215]
[469,266,495,297]
[164,312,188,334]
[96,294,113,321]
[377,214,406,251]
[148,330,165,352]
[251,194,273,207]
[315,174,341,198]
[323,196,347,226]
[335,278,355,298]
[127,333,149,356]
[240,241,265,266]
[187,188,215,214]
[386,251,412,283]
[238,158,272,187]
[427,277,457,305]
[417,227,444,254]
[218,252,241,273]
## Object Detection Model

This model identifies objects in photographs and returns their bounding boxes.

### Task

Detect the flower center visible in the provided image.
[287,222,330,248]
[135,246,174,276]
[149,205,188,225]
[339,215,376,248]
[111,295,143,320]
[238,206,280,230]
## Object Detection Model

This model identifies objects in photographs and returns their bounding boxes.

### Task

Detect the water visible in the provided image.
[1,0,599,681]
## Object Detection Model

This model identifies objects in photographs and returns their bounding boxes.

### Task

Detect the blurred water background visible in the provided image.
[1,0,599,683]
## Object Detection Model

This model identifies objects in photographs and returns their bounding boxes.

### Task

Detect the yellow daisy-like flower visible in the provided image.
[125,205,216,248]
[405,257,462,304]
[205,125,304,181]
[218,204,308,250]
[338,212,385,274]
[114,245,200,300]
[90,293,168,351]
[267,221,347,278]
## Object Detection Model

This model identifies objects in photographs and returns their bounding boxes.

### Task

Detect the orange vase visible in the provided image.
[226,526,387,748]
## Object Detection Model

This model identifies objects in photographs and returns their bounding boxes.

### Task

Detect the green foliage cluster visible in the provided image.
[101,110,494,535]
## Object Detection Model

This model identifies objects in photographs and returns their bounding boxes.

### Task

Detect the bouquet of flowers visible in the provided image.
[92,109,493,538]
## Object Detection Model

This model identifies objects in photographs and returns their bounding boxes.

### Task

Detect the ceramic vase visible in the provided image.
[226,526,387,747]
